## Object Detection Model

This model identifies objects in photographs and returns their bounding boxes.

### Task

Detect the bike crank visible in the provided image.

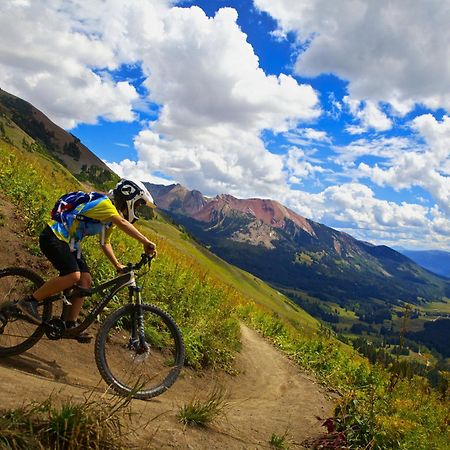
[44,318,66,340]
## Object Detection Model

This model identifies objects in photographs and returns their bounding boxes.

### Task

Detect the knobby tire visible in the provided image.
[95,303,185,399]
[0,267,52,357]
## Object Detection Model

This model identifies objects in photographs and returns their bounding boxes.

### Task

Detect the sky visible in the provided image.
[0,0,449,250]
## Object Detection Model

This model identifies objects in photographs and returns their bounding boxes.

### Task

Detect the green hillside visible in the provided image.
[141,217,319,333]
[1,106,449,449]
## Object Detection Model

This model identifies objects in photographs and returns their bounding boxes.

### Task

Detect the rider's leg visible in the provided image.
[33,272,81,301]
[17,226,82,323]
[66,271,92,322]
[17,272,81,324]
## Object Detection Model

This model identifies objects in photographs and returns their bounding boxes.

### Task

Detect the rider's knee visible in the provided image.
[65,272,81,285]
[79,272,92,288]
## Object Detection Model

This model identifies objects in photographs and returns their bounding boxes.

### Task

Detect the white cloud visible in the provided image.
[108,5,320,198]
[343,98,392,134]
[255,0,450,114]
[333,136,418,168]
[356,115,450,214]
[284,146,326,182]
[140,6,320,137]
[133,127,288,199]
[0,0,149,127]
[105,158,173,185]
[283,183,450,249]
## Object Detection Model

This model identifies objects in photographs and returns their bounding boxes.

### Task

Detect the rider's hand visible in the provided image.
[144,241,157,257]
[115,263,126,273]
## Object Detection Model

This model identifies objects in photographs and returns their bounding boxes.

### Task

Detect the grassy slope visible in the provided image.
[142,218,319,333]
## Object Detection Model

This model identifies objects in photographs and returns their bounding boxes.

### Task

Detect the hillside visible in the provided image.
[146,183,450,310]
[0,194,331,447]
[0,229,330,449]
[0,88,118,189]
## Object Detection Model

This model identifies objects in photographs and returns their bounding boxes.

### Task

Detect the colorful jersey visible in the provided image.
[49,194,119,250]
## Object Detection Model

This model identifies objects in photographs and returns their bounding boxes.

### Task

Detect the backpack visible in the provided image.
[51,191,104,224]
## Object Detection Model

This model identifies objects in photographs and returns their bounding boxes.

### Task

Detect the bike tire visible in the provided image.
[95,303,185,399]
[0,267,52,357]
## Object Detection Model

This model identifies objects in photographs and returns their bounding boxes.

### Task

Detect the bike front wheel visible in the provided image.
[0,268,51,357]
[95,303,185,399]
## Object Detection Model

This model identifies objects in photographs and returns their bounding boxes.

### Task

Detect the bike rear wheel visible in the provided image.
[0,268,51,357]
[95,303,185,399]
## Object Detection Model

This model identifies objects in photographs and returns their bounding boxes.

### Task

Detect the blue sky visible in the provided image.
[0,0,449,250]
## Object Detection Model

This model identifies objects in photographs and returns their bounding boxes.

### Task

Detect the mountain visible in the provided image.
[395,249,450,279]
[0,88,117,188]
[146,183,450,310]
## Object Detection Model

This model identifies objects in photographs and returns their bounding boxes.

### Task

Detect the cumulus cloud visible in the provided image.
[344,98,392,134]
[115,5,320,198]
[0,0,149,127]
[284,183,450,249]
[254,0,450,114]
[133,127,288,199]
[106,158,173,185]
[356,115,450,214]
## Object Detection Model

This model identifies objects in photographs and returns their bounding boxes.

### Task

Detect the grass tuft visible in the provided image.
[177,386,229,427]
[0,389,136,450]
[269,431,289,449]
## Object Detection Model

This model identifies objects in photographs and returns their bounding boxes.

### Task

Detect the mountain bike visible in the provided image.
[0,254,185,399]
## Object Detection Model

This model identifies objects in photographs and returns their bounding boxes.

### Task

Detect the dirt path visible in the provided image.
[0,324,332,449]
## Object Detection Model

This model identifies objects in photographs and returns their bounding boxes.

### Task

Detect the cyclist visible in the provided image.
[16,179,157,338]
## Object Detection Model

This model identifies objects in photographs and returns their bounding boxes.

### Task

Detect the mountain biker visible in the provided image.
[16,179,157,339]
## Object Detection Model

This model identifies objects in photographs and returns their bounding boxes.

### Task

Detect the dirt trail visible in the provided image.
[0,195,333,448]
[0,324,332,449]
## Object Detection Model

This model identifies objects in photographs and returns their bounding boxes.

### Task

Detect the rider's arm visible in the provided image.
[101,243,124,271]
[110,215,156,255]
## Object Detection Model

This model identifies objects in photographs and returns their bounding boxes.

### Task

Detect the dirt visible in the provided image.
[0,195,333,449]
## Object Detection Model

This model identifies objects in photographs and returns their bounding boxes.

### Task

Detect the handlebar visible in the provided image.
[123,253,154,273]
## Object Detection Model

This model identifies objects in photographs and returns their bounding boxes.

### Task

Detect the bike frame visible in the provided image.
[44,264,146,338]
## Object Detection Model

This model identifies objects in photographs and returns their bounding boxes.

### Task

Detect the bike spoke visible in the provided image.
[0,269,48,356]
[96,304,184,398]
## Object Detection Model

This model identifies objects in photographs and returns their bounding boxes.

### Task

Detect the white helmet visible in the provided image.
[112,179,155,223]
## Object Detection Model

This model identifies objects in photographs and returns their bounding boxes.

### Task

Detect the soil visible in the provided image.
[0,195,333,449]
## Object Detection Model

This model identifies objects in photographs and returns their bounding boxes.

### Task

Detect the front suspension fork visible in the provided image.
[128,286,148,354]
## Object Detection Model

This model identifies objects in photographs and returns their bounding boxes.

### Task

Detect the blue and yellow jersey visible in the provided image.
[49,195,120,248]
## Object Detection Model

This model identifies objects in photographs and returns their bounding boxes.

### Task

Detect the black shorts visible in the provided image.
[39,226,90,276]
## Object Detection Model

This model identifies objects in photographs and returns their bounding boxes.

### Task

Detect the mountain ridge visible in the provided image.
[146,182,450,308]
[0,88,117,188]
[395,248,450,279]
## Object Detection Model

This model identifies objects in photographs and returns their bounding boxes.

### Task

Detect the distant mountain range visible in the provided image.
[395,248,450,279]
[146,183,450,309]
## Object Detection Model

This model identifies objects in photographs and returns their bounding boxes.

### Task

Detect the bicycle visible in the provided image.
[0,254,185,399]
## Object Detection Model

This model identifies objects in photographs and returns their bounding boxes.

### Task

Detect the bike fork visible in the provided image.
[128,286,148,354]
